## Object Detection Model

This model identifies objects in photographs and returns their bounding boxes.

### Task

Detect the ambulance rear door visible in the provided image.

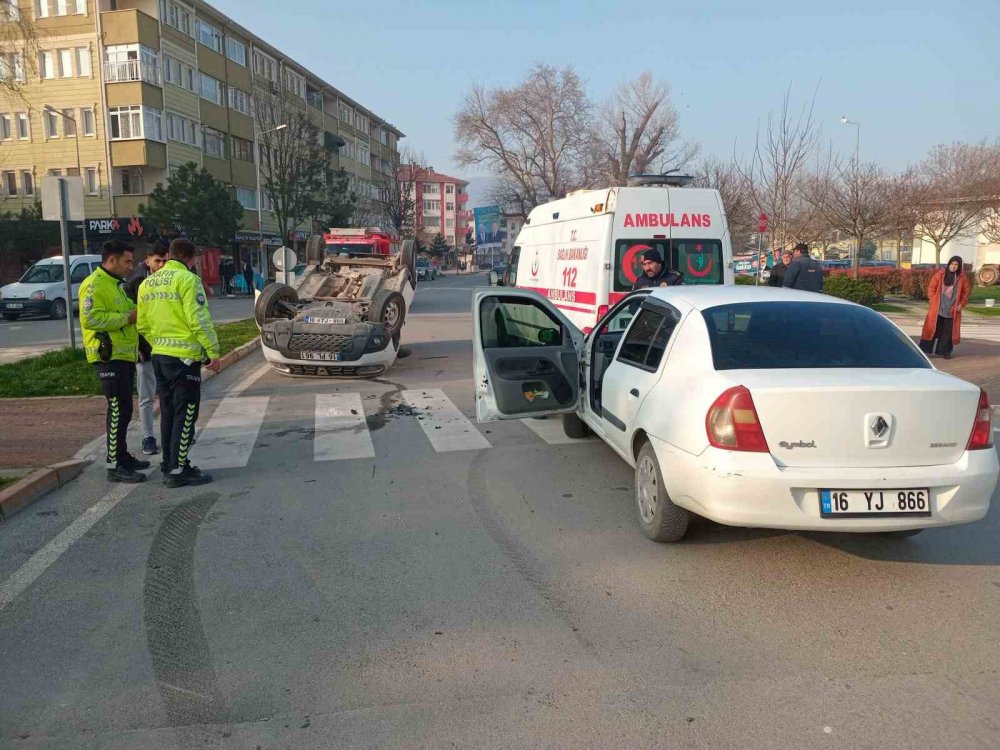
[666,187,733,286]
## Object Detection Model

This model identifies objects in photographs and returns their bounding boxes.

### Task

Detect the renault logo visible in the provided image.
[871,416,889,438]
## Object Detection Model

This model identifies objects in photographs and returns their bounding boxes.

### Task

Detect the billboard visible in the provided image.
[473,205,504,247]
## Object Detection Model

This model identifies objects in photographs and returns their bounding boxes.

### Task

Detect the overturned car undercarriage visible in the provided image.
[255,236,416,378]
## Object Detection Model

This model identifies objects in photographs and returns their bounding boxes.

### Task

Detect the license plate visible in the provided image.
[5,303,23,309]
[820,489,931,517]
[305,316,346,325]
[301,351,342,361]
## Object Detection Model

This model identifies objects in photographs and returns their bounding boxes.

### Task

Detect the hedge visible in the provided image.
[822,274,880,306]
[823,268,975,301]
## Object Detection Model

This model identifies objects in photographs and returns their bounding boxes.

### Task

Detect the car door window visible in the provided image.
[644,315,678,369]
[617,309,664,367]
[70,263,90,283]
[480,298,562,349]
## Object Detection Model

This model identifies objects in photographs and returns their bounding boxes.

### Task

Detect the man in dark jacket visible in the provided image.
[768,250,793,287]
[631,247,684,290]
[782,243,824,292]
[124,242,168,455]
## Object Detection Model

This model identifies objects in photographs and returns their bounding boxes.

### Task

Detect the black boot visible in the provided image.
[164,465,213,488]
[107,466,145,483]
[119,453,151,472]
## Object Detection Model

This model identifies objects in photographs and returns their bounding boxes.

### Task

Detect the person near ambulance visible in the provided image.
[631,247,684,290]
[137,239,221,488]
[124,241,168,456]
[782,243,824,292]
[79,240,151,484]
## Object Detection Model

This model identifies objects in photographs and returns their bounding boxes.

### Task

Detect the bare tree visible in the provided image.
[905,140,1000,265]
[253,84,330,241]
[0,3,38,106]
[804,157,909,275]
[594,73,698,186]
[984,208,1000,244]
[455,64,592,211]
[694,157,755,252]
[374,149,427,236]
[736,85,822,252]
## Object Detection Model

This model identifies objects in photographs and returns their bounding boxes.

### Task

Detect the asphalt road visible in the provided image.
[1,270,999,749]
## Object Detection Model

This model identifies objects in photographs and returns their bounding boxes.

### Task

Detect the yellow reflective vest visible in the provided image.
[79,266,138,364]
[137,259,220,361]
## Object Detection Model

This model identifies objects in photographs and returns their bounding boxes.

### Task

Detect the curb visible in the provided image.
[0,459,92,521]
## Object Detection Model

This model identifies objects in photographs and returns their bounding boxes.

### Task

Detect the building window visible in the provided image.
[339,102,352,124]
[43,108,59,138]
[117,167,143,195]
[306,88,322,110]
[199,73,224,105]
[379,128,388,146]
[231,135,254,162]
[16,112,29,139]
[253,50,276,82]
[357,142,369,166]
[446,202,454,211]
[108,105,142,140]
[446,218,454,228]
[22,171,34,196]
[38,51,54,79]
[354,113,368,135]
[76,46,91,77]
[2,170,16,196]
[225,37,247,66]
[445,184,454,194]
[227,86,251,115]
[34,0,48,18]
[81,107,94,136]
[166,113,198,146]
[62,108,76,136]
[340,138,355,161]
[85,167,99,195]
[160,0,193,35]
[46,168,62,176]
[423,200,440,211]
[58,48,73,78]
[284,69,305,99]
[0,53,25,83]
[75,0,85,12]
[2,0,20,20]
[105,44,159,84]
[0,113,10,140]
[423,183,438,194]
[234,186,257,209]
[202,126,225,158]
[163,55,197,92]
[144,107,163,141]
[196,20,222,52]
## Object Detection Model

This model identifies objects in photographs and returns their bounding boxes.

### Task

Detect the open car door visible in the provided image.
[473,289,585,422]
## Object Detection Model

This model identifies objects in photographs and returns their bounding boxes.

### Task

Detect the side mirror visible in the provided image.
[488,270,500,286]
[537,327,559,345]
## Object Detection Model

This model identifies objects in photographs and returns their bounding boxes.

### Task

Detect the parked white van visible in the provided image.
[0,254,102,320]
[502,174,734,332]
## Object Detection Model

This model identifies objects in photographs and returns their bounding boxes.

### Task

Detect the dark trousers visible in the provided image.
[95,361,135,468]
[919,315,955,357]
[152,355,202,472]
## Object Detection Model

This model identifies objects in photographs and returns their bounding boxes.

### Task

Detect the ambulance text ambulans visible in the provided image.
[505,175,734,332]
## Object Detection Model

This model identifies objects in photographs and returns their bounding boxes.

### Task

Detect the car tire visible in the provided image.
[634,441,689,543]
[254,283,298,327]
[50,298,67,320]
[2,313,19,321]
[370,289,406,339]
[562,411,592,439]
[400,239,417,290]
[879,528,923,538]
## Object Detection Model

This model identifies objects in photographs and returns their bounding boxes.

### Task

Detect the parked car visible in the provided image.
[472,285,997,542]
[416,259,437,281]
[0,254,102,320]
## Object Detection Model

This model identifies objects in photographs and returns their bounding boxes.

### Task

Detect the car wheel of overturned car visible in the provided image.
[635,441,689,543]
[562,411,592,439]
[400,239,417,290]
[370,289,406,339]
[50,297,67,320]
[254,283,299,326]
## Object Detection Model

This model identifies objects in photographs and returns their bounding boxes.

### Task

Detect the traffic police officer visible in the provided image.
[137,238,221,487]
[80,240,150,483]
[631,247,684,290]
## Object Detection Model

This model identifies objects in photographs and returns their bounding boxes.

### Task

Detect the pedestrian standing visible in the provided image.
[124,242,168,455]
[137,239,221,487]
[768,250,793,287]
[220,257,233,296]
[919,256,970,359]
[782,243,824,292]
[631,248,684,290]
[79,240,150,483]
[243,259,255,297]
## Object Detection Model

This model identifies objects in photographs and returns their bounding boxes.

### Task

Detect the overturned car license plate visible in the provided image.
[301,350,343,361]
[820,489,931,517]
[305,316,347,325]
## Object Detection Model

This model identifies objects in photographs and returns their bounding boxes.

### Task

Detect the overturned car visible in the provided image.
[255,234,416,377]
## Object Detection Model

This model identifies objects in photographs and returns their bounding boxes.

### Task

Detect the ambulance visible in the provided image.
[504,174,734,332]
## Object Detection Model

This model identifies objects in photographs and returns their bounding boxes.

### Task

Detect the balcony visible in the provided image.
[456,193,469,204]
[104,59,161,85]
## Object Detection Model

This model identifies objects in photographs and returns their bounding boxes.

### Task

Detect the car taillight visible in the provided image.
[968,389,994,450]
[596,304,609,323]
[706,386,770,453]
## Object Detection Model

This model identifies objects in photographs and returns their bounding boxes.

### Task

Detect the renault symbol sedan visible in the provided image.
[472,286,997,542]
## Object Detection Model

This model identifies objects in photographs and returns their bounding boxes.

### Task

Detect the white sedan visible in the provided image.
[473,286,997,542]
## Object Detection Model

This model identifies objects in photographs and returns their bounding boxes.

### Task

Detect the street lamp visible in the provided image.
[840,115,860,162]
[254,123,287,286]
[44,105,89,254]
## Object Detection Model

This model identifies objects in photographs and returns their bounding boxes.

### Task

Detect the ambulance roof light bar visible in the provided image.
[627,172,694,188]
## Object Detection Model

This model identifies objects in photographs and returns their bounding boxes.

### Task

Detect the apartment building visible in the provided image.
[0,0,403,271]
[398,166,471,249]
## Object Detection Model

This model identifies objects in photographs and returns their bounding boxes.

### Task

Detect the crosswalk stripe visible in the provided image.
[195,396,270,470]
[401,388,491,452]
[520,415,598,444]
[314,393,375,461]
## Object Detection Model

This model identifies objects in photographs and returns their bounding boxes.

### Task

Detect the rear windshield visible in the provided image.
[702,302,930,370]
[21,264,64,283]
[614,239,723,291]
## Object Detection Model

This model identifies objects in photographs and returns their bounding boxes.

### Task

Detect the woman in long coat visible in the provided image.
[919,256,970,359]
